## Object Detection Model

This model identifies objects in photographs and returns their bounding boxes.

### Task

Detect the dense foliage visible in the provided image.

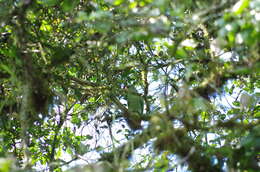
[0,0,259,171]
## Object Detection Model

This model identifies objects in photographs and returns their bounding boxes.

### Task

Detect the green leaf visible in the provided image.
[232,0,250,15]
[71,115,81,126]
[85,135,93,140]
[114,0,124,6]
[56,147,62,159]
[61,0,79,12]
[77,143,89,155]
[66,147,73,155]
[76,11,88,23]
[0,158,12,172]
[40,20,53,32]
[176,47,187,58]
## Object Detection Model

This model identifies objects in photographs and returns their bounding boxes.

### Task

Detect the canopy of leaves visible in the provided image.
[0,0,259,171]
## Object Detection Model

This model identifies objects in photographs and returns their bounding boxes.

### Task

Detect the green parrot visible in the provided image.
[126,86,144,130]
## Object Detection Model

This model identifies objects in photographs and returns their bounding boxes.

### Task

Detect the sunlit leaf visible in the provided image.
[232,0,250,15]
[40,20,52,32]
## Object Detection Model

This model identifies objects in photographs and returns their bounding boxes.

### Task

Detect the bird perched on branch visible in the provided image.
[126,86,144,130]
